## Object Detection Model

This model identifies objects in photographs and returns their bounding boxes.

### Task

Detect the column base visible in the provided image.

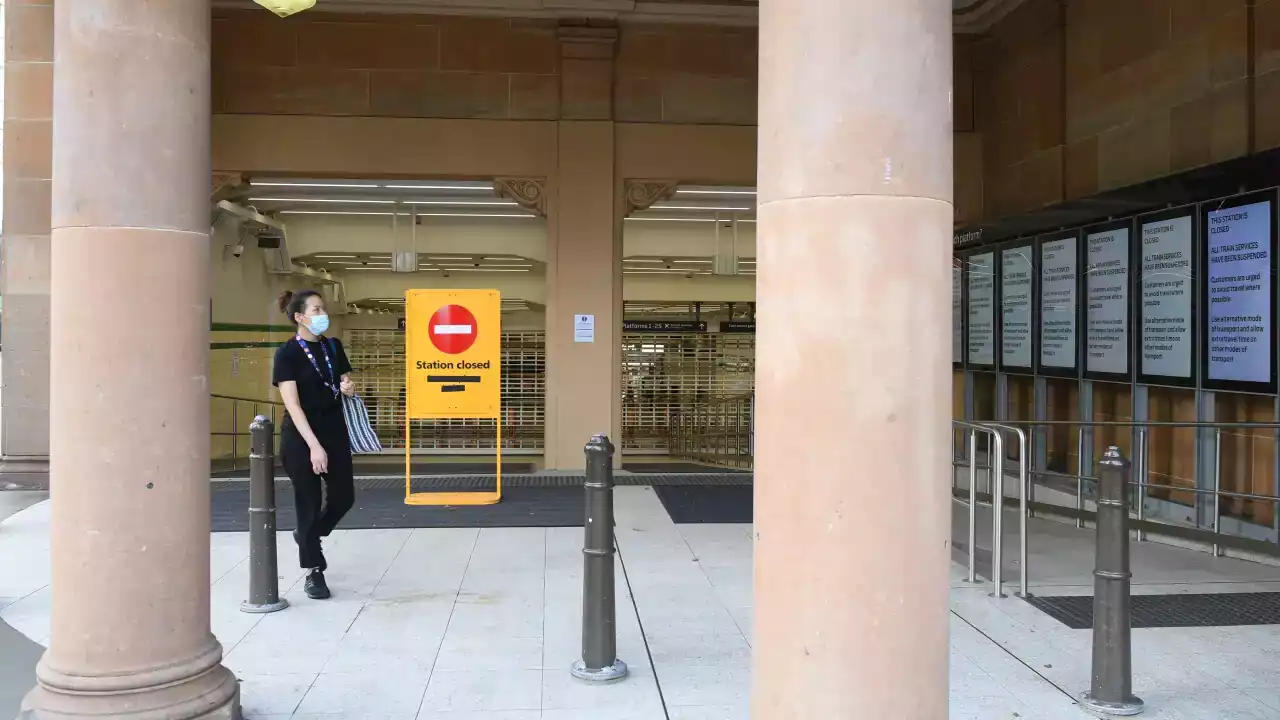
[0,456,50,490]
[19,656,241,720]
[1079,692,1145,717]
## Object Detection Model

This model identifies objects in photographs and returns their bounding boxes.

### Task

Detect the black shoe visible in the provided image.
[304,569,331,600]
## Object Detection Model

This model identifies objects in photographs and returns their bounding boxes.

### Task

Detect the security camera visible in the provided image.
[231,242,245,258]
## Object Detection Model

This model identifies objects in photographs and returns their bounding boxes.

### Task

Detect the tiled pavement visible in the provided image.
[4,489,1280,718]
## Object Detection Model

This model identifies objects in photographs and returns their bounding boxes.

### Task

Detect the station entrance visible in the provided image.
[208,177,758,471]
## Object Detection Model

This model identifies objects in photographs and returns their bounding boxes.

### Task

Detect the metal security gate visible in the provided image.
[621,332,755,453]
[346,329,545,451]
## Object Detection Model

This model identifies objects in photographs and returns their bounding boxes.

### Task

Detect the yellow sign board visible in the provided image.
[405,289,501,419]
[403,289,503,507]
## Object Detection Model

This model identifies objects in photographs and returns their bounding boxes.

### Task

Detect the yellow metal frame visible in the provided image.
[402,289,503,506]
[404,419,502,506]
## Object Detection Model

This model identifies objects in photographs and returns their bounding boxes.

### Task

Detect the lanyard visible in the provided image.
[295,335,339,399]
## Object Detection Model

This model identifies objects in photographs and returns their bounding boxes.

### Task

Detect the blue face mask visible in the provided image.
[307,314,330,335]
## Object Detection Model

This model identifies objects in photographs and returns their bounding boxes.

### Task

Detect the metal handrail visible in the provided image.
[979,421,1029,597]
[969,418,1280,558]
[211,393,284,406]
[953,421,1011,595]
[211,394,283,472]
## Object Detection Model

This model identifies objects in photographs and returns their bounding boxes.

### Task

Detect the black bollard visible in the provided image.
[1080,446,1143,716]
[570,434,628,682]
[240,416,288,614]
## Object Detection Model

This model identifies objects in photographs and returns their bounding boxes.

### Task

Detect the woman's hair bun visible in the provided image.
[277,290,294,316]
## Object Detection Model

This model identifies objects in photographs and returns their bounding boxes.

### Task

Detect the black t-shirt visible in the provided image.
[273,336,353,425]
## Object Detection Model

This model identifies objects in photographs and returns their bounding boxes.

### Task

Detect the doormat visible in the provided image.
[1026,592,1280,629]
[653,485,753,524]
[211,486,582,532]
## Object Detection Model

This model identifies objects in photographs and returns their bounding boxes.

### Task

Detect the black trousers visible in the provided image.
[281,414,355,571]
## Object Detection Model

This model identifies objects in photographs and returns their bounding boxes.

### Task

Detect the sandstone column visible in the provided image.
[543,26,622,469]
[753,0,953,717]
[21,2,240,718]
[0,0,54,489]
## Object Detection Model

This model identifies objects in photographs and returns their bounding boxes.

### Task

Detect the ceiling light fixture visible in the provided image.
[405,200,517,206]
[251,197,396,204]
[650,205,754,212]
[249,181,379,189]
[624,217,720,223]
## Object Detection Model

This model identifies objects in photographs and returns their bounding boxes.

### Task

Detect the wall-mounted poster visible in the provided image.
[1000,244,1034,371]
[1084,221,1131,380]
[1037,232,1079,375]
[966,251,996,368]
[1138,207,1195,386]
[953,260,964,367]
[1201,191,1277,392]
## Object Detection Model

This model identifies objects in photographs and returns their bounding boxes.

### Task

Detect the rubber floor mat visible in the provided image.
[211,460,536,479]
[211,486,582,532]
[653,485,753,524]
[1026,592,1280,629]
[623,462,749,474]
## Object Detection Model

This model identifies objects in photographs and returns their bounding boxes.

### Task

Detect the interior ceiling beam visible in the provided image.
[218,0,1011,31]
[214,0,758,26]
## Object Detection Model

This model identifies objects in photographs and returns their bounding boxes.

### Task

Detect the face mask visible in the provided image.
[307,314,330,335]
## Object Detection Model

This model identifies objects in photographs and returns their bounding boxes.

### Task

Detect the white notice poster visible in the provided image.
[1140,215,1194,379]
[1206,200,1273,384]
[967,252,996,366]
[1039,237,1078,370]
[953,263,963,364]
[1001,246,1033,369]
[1085,227,1130,375]
[574,314,595,344]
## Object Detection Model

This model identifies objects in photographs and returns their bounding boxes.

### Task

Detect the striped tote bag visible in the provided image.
[329,339,383,454]
[340,392,383,454]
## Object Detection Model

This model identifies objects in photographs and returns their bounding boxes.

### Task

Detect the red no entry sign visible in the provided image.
[428,305,478,354]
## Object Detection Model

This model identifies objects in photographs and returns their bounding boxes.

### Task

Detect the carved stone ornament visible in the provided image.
[211,172,244,202]
[493,178,547,217]
[625,180,678,215]
[253,0,317,18]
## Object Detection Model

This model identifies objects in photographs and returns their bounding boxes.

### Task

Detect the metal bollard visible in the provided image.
[241,416,289,614]
[571,434,628,682]
[1080,446,1143,716]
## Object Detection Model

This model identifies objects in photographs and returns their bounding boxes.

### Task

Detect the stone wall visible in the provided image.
[212,10,757,125]
[971,0,1277,223]
[1258,0,1280,151]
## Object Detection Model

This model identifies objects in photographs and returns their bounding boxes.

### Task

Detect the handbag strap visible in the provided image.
[329,338,353,396]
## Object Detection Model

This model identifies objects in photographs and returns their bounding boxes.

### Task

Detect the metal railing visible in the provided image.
[667,394,754,469]
[964,419,1280,559]
[211,394,283,472]
[952,420,1030,597]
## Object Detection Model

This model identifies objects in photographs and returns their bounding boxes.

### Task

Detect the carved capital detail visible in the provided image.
[494,177,547,217]
[625,179,679,215]
[212,172,243,201]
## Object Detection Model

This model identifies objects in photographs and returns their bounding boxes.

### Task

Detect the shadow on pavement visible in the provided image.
[1,491,47,717]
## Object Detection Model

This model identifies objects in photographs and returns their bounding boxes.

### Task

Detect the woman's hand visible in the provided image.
[310,445,329,475]
[340,377,356,397]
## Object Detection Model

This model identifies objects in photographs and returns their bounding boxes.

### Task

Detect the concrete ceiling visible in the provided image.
[221,0,1026,31]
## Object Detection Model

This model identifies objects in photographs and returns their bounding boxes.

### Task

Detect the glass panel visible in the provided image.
[972,372,997,421]
[1215,393,1276,527]
[1092,381,1133,460]
[1044,378,1079,474]
[1005,375,1034,460]
[1146,386,1197,508]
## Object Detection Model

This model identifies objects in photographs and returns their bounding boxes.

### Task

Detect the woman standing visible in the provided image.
[273,289,356,599]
